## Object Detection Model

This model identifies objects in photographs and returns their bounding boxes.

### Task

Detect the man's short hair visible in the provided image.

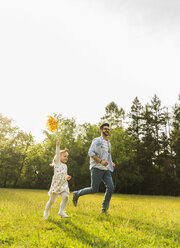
[100,123,109,130]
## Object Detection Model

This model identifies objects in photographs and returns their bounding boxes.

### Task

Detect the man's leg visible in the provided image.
[73,168,103,206]
[101,170,114,212]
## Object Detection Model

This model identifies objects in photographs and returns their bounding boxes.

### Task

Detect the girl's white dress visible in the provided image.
[48,145,70,196]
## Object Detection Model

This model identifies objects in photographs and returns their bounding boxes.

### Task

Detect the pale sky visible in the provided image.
[0,0,180,142]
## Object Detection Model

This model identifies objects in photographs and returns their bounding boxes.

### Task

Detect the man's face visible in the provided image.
[101,126,110,136]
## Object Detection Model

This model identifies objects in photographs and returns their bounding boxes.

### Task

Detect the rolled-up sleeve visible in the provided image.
[88,139,97,157]
[109,153,113,164]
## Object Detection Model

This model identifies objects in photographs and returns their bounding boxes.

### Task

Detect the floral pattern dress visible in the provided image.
[48,145,69,196]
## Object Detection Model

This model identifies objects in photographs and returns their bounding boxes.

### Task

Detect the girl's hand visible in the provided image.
[56,139,60,146]
[67,175,71,181]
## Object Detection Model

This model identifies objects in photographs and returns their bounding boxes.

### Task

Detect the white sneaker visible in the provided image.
[43,210,49,220]
[58,211,69,218]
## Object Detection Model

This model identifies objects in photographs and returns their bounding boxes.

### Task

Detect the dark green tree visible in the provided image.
[0,114,34,188]
[101,101,125,128]
[171,94,180,195]
[110,127,143,193]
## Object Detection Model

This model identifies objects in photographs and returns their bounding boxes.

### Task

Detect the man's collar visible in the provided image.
[100,135,109,142]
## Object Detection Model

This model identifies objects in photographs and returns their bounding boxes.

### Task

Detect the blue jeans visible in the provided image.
[77,168,114,211]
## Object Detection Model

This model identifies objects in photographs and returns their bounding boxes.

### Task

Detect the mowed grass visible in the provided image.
[0,189,180,248]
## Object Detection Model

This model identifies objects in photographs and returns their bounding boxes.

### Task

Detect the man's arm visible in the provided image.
[91,155,108,166]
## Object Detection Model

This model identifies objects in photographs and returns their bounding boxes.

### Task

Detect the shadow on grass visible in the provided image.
[97,214,180,245]
[49,218,110,247]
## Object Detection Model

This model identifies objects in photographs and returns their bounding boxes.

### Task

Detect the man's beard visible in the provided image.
[103,131,109,136]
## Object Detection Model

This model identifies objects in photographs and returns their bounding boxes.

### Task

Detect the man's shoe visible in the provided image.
[73,191,79,206]
[58,211,69,218]
[43,210,49,220]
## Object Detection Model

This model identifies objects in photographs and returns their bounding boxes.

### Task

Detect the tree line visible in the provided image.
[0,94,180,195]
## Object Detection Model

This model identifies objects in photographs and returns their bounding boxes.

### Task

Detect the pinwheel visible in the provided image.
[46,115,59,133]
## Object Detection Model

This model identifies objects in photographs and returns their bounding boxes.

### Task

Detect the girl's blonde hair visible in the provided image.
[50,148,68,166]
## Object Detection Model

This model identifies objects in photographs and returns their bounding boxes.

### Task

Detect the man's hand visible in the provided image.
[101,160,108,166]
[112,162,116,167]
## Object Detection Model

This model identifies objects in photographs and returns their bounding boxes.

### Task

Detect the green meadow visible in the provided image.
[0,189,180,248]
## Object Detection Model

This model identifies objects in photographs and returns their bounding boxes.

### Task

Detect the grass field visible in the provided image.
[0,188,180,248]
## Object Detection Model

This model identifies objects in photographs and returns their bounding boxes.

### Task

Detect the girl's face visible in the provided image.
[60,152,68,163]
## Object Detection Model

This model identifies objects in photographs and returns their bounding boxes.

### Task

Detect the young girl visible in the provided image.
[43,139,71,219]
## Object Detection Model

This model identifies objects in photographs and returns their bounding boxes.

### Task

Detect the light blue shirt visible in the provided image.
[88,136,114,172]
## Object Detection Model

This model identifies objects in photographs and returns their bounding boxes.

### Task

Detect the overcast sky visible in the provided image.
[0,0,180,142]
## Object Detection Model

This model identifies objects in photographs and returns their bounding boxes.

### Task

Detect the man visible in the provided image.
[73,123,116,214]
